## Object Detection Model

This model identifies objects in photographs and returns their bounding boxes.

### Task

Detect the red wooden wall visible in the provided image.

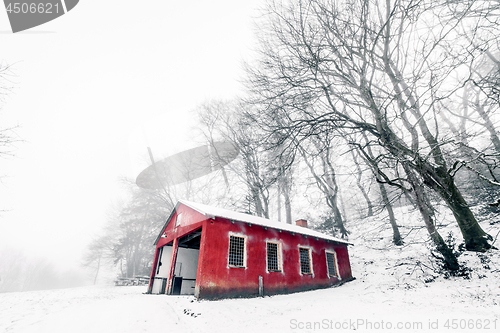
[196,216,352,299]
[149,203,353,299]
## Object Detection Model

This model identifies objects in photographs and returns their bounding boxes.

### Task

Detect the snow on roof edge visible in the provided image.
[178,199,352,245]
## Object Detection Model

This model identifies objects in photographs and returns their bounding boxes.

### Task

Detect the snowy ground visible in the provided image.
[1,206,499,333]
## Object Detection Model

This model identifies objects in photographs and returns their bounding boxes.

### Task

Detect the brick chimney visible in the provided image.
[295,219,308,228]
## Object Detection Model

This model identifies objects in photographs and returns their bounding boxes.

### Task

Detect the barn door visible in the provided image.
[170,229,201,295]
[151,244,172,294]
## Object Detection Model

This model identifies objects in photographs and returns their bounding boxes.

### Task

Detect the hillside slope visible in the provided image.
[1,206,499,333]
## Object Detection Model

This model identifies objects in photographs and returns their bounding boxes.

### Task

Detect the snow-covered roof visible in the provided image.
[179,200,351,245]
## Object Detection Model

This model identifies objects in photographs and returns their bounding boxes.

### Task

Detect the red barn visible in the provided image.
[147,200,353,299]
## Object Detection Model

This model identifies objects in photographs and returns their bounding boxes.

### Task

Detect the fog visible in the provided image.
[0,1,263,292]
[0,247,88,292]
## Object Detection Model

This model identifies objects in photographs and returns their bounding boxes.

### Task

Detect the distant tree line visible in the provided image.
[0,249,86,292]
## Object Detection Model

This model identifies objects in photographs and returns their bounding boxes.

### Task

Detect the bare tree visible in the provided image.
[436,50,500,204]
[0,63,19,182]
[83,235,113,284]
[425,2,500,206]
[296,135,349,237]
[350,149,374,217]
[244,0,493,255]
[354,135,403,245]
[98,185,173,278]
[197,100,276,217]
[377,180,402,245]
[275,160,294,223]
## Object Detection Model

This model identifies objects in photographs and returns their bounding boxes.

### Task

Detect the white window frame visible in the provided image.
[325,250,340,278]
[227,233,247,268]
[298,246,314,276]
[266,241,283,273]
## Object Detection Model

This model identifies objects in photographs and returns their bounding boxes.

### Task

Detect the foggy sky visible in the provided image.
[0,0,263,289]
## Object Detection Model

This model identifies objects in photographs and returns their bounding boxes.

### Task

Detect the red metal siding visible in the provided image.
[196,216,352,299]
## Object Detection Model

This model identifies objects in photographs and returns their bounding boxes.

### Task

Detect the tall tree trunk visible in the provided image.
[417,161,492,251]
[280,169,293,224]
[326,193,349,238]
[359,134,403,245]
[351,150,374,217]
[370,74,491,251]
[298,144,349,237]
[277,184,282,222]
[404,165,459,270]
[380,11,491,252]
[475,101,500,158]
[261,191,270,219]
[474,51,500,159]
[322,150,349,237]
[401,187,416,207]
[93,256,101,285]
[283,190,292,224]
[378,181,402,246]
[250,186,265,217]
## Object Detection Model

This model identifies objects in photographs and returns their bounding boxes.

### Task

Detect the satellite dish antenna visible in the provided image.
[136,141,239,189]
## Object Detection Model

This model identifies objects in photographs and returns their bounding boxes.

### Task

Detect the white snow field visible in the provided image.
[1,206,499,333]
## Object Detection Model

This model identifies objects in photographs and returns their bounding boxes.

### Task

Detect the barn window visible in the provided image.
[326,251,338,277]
[299,247,312,274]
[228,235,246,267]
[266,242,281,272]
[175,213,183,227]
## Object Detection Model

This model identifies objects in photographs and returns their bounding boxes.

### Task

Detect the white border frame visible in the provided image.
[298,245,314,276]
[325,250,340,279]
[227,232,247,268]
[265,240,283,273]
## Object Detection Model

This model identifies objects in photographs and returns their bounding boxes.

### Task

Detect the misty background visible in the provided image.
[2,0,500,292]
[0,0,264,291]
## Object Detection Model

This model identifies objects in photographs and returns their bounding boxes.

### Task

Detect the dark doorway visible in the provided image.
[170,229,202,295]
[172,277,183,295]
